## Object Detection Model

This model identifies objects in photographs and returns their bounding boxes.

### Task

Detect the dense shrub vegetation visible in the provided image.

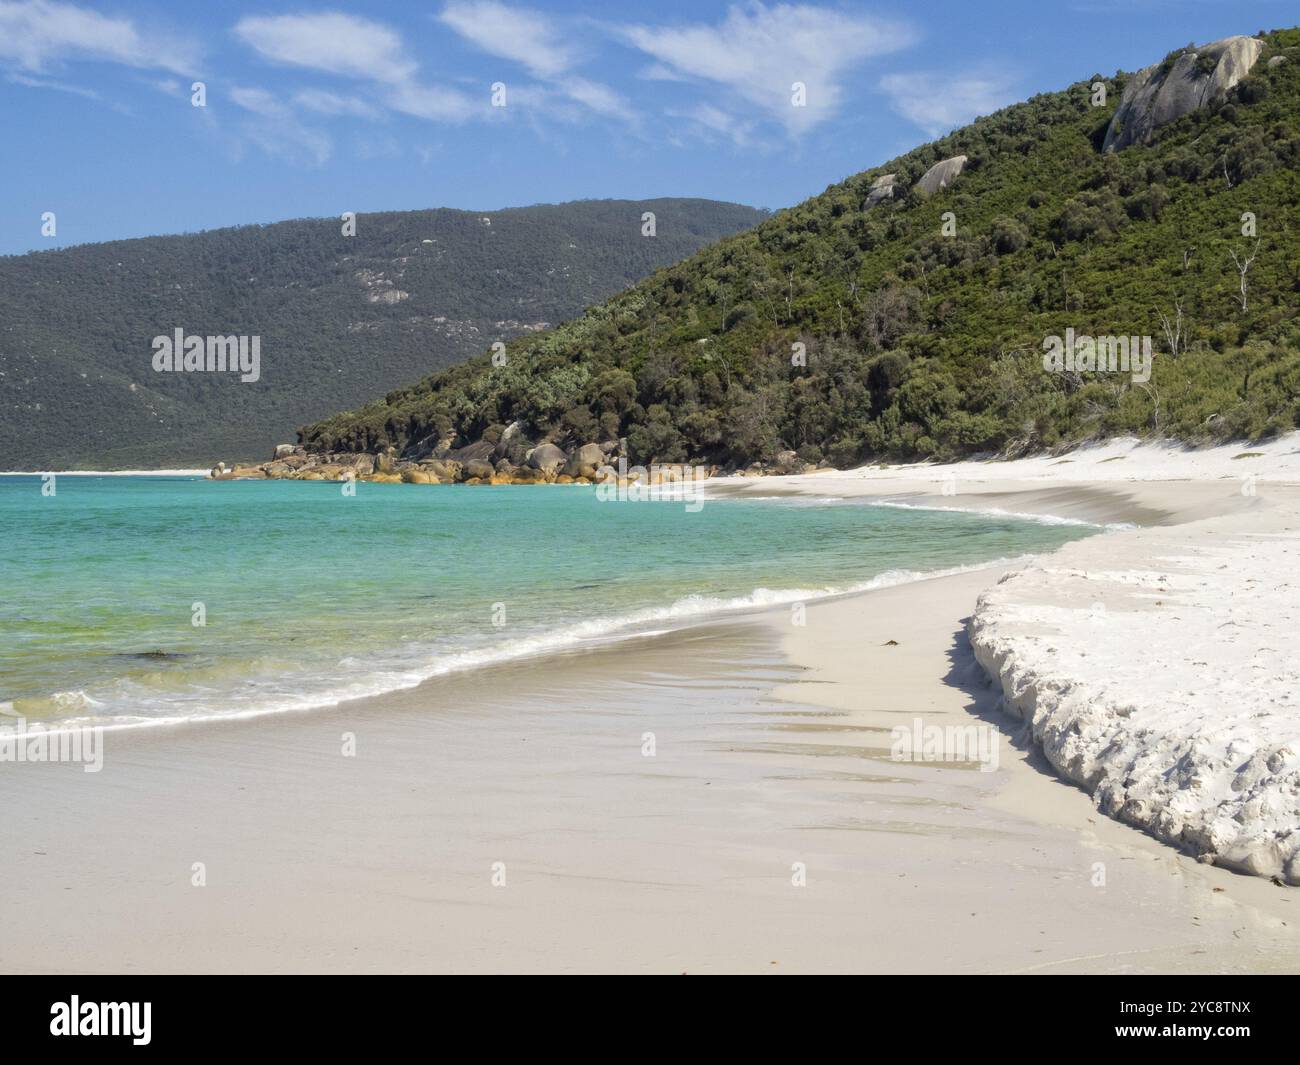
[304,29,1300,468]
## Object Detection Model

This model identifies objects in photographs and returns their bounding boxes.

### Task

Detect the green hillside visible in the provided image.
[0,198,766,469]
[303,29,1300,471]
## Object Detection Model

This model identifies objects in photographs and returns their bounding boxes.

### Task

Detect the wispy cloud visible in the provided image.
[878,70,1016,137]
[293,88,382,120]
[228,84,333,165]
[622,3,915,135]
[438,0,575,78]
[438,1,635,124]
[638,63,690,84]
[233,10,482,126]
[7,69,98,99]
[0,0,199,76]
[387,80,480,123]
[560,75,635,122]
[668,103,756,147]
[149,76,184,98]
[233,12,415,83]
[228,85,283,118]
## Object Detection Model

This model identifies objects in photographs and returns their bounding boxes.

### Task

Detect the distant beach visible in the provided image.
[0,470,210,477]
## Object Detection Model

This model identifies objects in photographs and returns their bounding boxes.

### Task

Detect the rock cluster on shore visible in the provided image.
[209,427,826,486]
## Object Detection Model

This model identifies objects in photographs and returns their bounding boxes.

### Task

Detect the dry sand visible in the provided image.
[3,437,1299,973]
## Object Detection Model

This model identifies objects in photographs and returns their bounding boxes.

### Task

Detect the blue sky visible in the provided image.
[0,0,1290,255]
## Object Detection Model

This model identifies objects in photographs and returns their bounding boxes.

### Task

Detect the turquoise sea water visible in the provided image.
[1,476,1095,731]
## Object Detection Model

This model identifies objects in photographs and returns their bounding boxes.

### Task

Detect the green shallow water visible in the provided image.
[0,475,1095,730]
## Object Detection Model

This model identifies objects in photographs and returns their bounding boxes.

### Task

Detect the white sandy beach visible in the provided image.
[1,435,1298,973]
[714,433,1300,885]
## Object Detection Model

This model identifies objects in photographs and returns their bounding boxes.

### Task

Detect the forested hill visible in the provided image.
[0,198,766,469]
[303,29,1300,472]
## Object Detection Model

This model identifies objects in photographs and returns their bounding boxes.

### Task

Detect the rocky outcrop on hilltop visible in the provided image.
[915,155,968,197]
[855,159,963,214]
[865,173,897,206]
[1103,35,1264,151]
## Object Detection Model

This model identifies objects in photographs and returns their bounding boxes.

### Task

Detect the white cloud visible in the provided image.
[878,71,1015,137]
[388,80,482,123]
[229,85,284,118]
[7,70,96,98]
[0,0,198,75]
[560,76,634,122]
[234,11,482,125]
[439,1,633,125]
[438,0,575,78]
[233,12,415,84]
[293,88,382,120]
[622,3,914,135]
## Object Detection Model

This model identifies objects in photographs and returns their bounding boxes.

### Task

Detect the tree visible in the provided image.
[1229,241,1261,312]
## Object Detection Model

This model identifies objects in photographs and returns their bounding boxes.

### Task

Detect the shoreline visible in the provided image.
[24,553,1051,739]
[2,434,1298,970]
[4,547,1295,972]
